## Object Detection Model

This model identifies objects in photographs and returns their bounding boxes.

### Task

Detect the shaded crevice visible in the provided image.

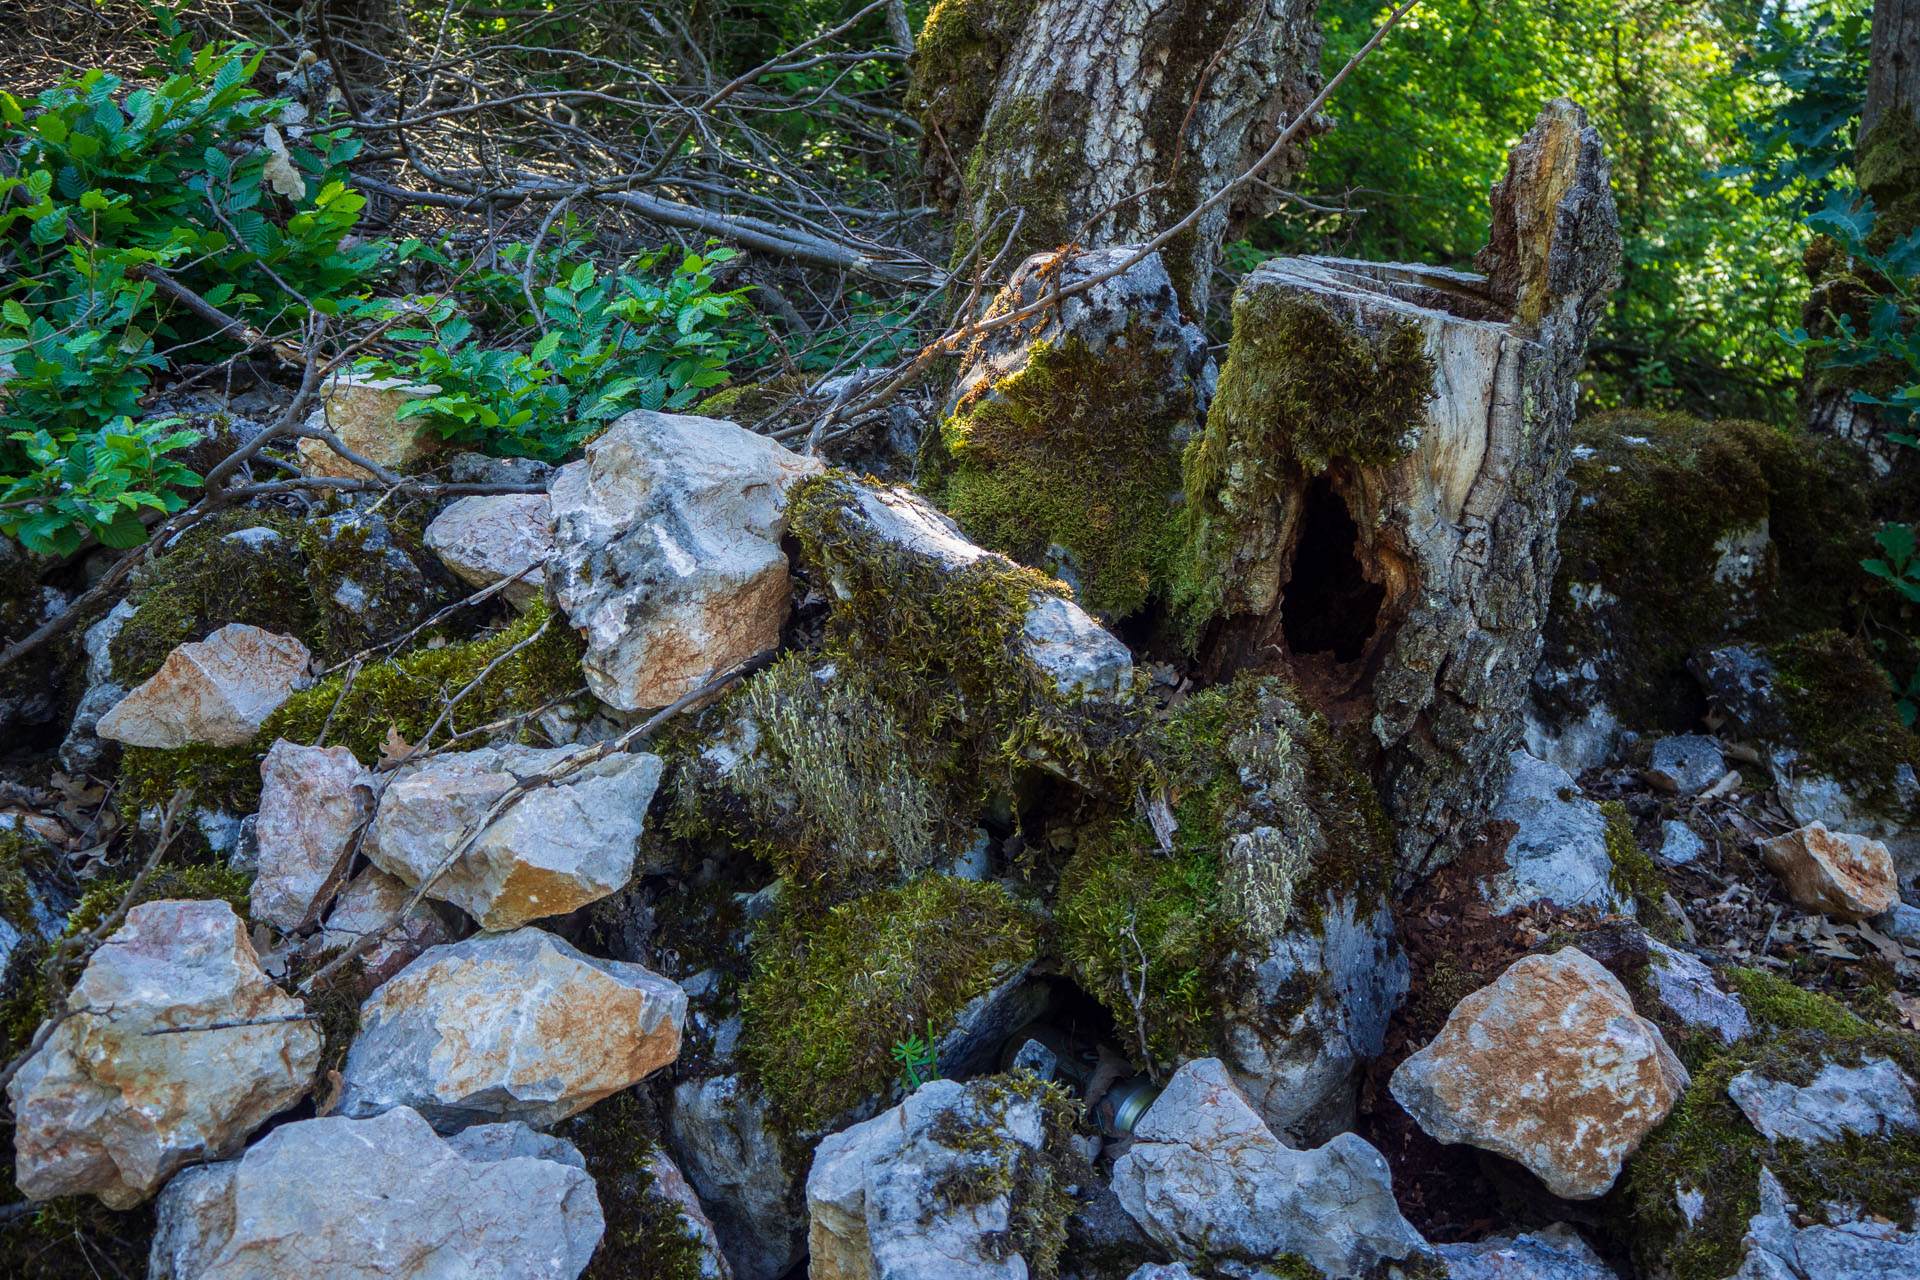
[1281,475,1384,663]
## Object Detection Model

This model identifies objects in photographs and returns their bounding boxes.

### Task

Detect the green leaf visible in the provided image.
[95,506,149,549]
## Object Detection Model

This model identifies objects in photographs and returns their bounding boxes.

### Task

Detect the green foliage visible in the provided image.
[363,244,748,460]
[892,1033,940,1088]
[0,23,382,553]
[740,873,1039,1132]
[1266,0,1869,421]
[1720,6,1869,204]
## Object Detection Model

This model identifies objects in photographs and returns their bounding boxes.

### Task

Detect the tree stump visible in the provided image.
[1181,100,1623,878]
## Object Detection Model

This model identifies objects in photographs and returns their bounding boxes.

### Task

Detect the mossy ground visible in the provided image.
[1623,986,1920,1280]
[1544,411,1881,733]
[1172,287,1434,640]
[928,331,1193,619]
[739,873,1039,1132]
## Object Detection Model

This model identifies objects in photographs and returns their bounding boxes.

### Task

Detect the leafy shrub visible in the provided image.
[360,244,748,460]
[0,21,382,553]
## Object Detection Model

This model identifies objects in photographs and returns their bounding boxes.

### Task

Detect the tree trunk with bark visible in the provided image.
[1180,100,1623,879]
[910,0,1324,313]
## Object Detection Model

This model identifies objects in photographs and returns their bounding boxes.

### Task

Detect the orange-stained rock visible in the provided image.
[1758,821,1898,921]
[95,624,311,748]
[305,866,453,992]
[293,374,441,480]
[1389,947,1687,1199]
[6,900,319,1208]
[335,927,686,1131]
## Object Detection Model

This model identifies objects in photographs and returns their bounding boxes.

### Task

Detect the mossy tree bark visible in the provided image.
[1804,0,1919,451]
[911,0,1324,312]
[1182,101,1623,880]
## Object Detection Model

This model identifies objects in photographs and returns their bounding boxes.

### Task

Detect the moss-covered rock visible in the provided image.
[738,873,1039,1133]
[1056,673,1394,1074]
[1622,973,1920,1280]
[555,1088,714,1280]
[1533,411,1878,761]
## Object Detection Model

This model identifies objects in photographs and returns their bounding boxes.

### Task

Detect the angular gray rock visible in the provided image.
[94,623,312,748]
[1434,1224,1618,1279]
[1647,735,1726,796]
[8,899,319,1208]
[1111,1057,1424,1277]
[148,1106,602,1279]
[1661,819,1707,865]
[1729,1168,1920,1280]
[1224,893,1408,1143]
[250,739,375,930]
[665,1074,808,1280]
[425,492,554,610]
[642,1148,735,1280]
[548,409,823,711]
[1644,939,1750,1045]
[1877,902,1920,948]
[367,743,663,930]
[57,598,135,775]
[1728,1056,1920,1146]
[1390,948,1687,1199]
[337,927,686,1130]
[807,1077,1065,1280]
[1484,750,1631,916]
[307,865,454,988]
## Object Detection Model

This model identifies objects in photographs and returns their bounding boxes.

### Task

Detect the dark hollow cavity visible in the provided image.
[1281,475,1385,663]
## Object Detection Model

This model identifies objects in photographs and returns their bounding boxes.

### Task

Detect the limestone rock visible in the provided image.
[294,374,441,479]
[147,1106,602,1279]
[1648,734,1726,796]
[367,743,663,930]
[1484,750,1630,916]
[548,409,823,711]
[1729,1167,1920,1280]
[425,492,554,610]
[665,1074,807,1280]
[807,1077,1066,1280]
[57,598,136,775]
[1758,822,1898,921]
[1877,902,1920,948]
[1728,1056,1920,1146]
[1661,819,1706,865]
[337,926,685,1130]
[1644,938,1750,1045]
[642,1149,735,1280]
[445,1120,589,1168]
[795,475,1133,700]
[1111,1058,1424,1277]
[1224,893,1408,1143]
[1389,947,1687,1199]
[1434,1224,1618,1279]
[250,740,375,931]
[307,866,453,989]
[308,509,439,641]
[8,899,319,1208]
[94,624,312,748]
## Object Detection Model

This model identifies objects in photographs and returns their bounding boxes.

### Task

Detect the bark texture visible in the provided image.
[912,0,1323,312]
[1862,0,1920,144]
[1185,100,1621,879]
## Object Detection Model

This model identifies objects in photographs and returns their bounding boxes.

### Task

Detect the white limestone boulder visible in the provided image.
[336,927,686,1130]
[249,739,375,930]
[1390,947,1687,1199]
[1111,1057,1425,1277]
[548,409,823,710]
[147,1106,602,1279]
[94,624,312,748]
[425,492,555,610]
[7,899,319,1208]
[367,743,663,931]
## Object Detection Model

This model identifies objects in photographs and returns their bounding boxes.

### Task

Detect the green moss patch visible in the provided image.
[1542,411,1877,732]
[925,1073,1084,1279]
[1770,629,1920,817]
[556,1088,710,1280]
[1625,1019,1920,1280]
[1056,673,1392,1065]
[930,330,1193,618]
[739,873,1039,1132]
[1172,287,1434,640]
